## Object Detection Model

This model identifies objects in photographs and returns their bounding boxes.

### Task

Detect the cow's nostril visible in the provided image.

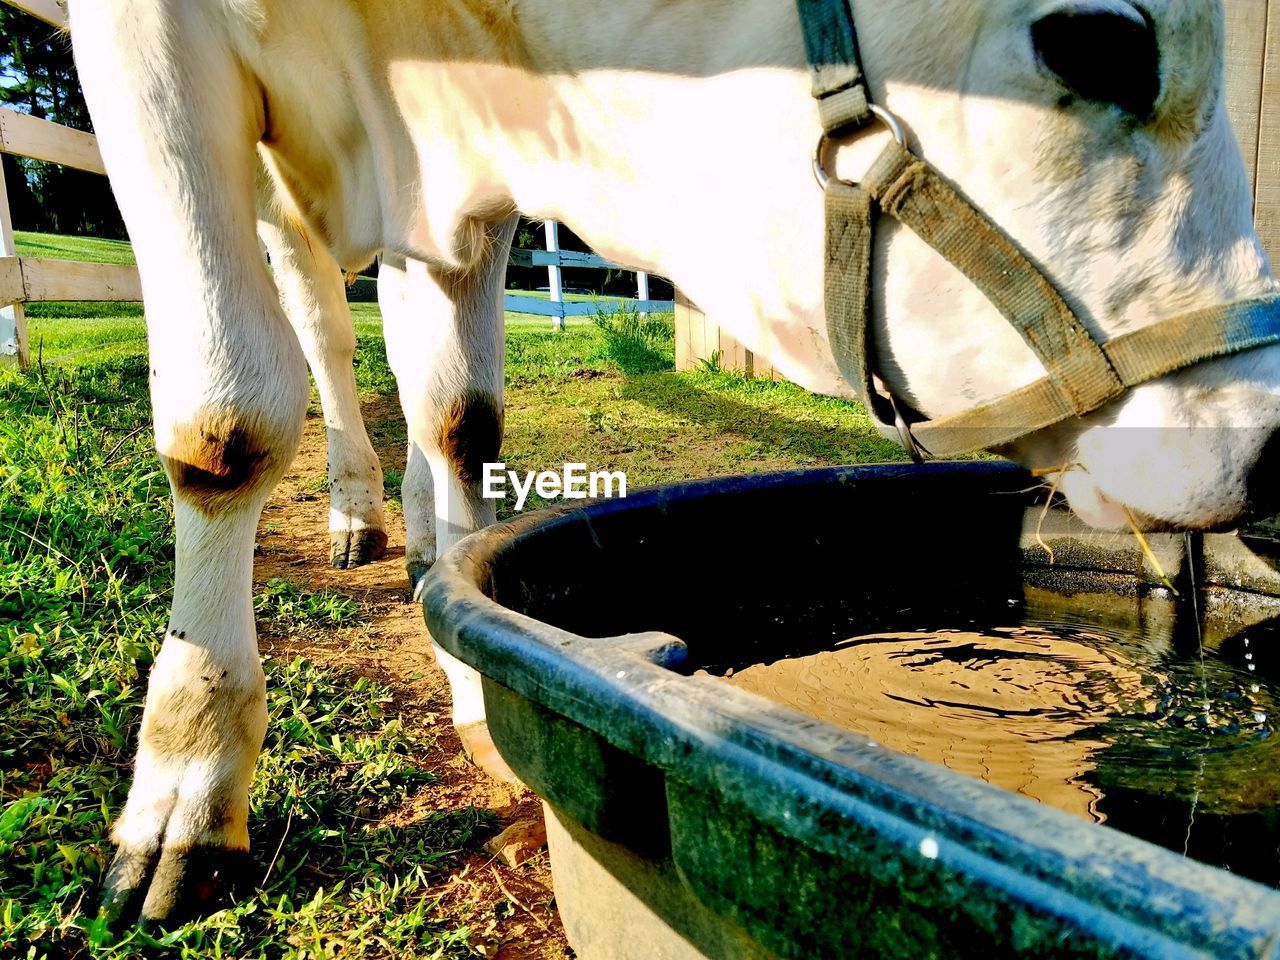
[1246,429,1280,519]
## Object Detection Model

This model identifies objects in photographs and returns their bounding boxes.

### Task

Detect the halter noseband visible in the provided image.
[797,0,1280,460]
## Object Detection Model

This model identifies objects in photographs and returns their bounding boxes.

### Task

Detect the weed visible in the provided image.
[254,578,363,627]
[591,306,674,375]
[383,468,404,503]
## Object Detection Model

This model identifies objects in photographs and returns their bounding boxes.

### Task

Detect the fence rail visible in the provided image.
[504,220,672,328]
[1,0,68,365]
[508,248,611,269]
[0,0,670,366]
[0,256,142,304]
[507,295,675,319]
[6,0,65,29]
[0,107,104,175]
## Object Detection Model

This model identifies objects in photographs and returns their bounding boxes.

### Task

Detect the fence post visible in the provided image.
[544,220,564,331]
[636,270,649,317]
[0,156,28,369]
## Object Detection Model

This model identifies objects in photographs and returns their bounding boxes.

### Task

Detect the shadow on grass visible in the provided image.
[250,799,497,893]
[618,370,908,466]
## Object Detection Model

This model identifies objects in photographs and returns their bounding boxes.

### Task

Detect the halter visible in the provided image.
[797,0,1280,460]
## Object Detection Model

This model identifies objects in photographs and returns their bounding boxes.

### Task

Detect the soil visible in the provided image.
[254,398,570,960]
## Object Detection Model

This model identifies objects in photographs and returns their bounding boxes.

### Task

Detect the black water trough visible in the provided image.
[421,462,1280,960]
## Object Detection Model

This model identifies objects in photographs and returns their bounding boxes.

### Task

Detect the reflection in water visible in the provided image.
[711,615,1280,886]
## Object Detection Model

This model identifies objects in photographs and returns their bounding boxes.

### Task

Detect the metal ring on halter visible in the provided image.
[812,104,907,190]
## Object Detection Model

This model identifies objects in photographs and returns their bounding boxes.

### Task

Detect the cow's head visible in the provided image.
[843,0,1280,529]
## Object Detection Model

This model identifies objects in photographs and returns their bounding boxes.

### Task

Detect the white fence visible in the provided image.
[507,220,673,330]
[0,0,671,368]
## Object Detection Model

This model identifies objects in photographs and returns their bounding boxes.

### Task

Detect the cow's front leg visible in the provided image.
[257,185,387,569]
[104,501,285,925]
[103,306,306,928]
[379,220,517,780]
[102,314,306,926]
[71,0,308,925]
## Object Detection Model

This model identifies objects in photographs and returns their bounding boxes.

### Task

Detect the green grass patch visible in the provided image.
[0,358,480,958]
[592,307,675,374]
[254,578,363,628]
[15,232,137,267]
[383,468,405,504]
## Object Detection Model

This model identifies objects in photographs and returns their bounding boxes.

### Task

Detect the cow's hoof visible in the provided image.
[100,843,254,931]
[457,721,525,787]
[407,561,432,601]
[330,527,388,569]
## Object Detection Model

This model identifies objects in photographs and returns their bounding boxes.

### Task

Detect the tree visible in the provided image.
[0,8,127,239]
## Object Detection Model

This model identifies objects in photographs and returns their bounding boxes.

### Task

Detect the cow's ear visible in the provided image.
[1032,3,1160,119]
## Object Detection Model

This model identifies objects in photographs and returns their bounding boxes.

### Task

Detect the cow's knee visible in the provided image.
[436,388,503,488]
[158,406,301,514]
[422,388,503,557]
[161,414,273,507]
[402,390,503,596]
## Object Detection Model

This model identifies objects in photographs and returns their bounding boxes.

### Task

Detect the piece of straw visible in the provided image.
[1123,505,1179,596]
[1034,473,1062,565]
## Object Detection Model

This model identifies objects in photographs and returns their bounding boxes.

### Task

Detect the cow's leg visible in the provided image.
[71,2,308,925]
[379,219,516,779]
[257,192,387,569]
[402,440,436,598]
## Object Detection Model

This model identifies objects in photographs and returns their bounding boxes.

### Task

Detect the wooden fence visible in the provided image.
[677,0,1280,375]
[0,0,671,368]
[0,0,142,367]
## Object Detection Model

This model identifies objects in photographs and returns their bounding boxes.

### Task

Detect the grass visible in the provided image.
[15,232,136,267]
[592,307,673,374]
[0,357,484,959]
[254,578,364,628]
[2,233,905,958]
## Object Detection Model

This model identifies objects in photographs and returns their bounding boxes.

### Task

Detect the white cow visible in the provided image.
[69,0,1280,924]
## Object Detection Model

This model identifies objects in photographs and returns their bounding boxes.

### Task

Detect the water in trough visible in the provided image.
[705,571,1280,888]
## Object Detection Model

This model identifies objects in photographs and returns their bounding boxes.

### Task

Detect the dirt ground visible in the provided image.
[254,399,570,959]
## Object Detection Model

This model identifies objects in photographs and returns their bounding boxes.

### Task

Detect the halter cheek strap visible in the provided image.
[799,0,1280,460]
